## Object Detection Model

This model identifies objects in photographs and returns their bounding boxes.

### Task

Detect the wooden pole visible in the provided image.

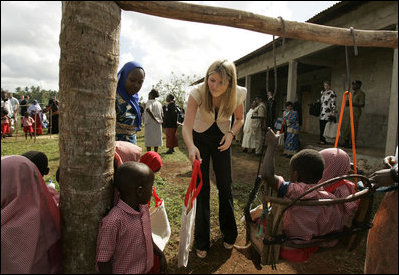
[116,1,398,49]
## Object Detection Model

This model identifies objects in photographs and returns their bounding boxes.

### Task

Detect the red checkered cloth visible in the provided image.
[319,148,359,225]
[277,176,343,247]
[1,155,61,273]
[96,200,154,274]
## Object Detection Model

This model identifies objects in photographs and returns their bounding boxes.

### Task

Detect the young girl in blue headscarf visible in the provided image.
[115,61,145,144]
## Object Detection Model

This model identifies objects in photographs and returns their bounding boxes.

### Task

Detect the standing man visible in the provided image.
[7,91,19,136]
[251,95,267,156]
[266,91,276,129]
[319,81,337,145]
[163,94,179,154]
[20,95,28,126]
[342,80,365,148]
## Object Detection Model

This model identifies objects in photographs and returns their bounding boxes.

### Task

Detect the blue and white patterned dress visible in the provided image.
[115,93,138,144]
[283,110,300,155]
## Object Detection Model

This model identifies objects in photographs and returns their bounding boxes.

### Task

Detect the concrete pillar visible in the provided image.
[287,60,298,102]
[245,75,252,112]
[385,42,398,156]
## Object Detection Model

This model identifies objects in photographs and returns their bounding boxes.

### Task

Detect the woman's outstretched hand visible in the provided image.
[188,145,202,164]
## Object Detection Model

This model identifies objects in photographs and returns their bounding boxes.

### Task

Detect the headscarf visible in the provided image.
[117,61,145,131]
[140,152,163,173]
[28,100,42,114]
[114,140,143,169]
[1,155,61,274]
[319,148,351,184]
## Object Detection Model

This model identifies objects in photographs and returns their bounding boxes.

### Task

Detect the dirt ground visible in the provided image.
[159,139,374,274]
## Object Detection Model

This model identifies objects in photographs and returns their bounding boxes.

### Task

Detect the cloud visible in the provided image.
[1,1,339,98]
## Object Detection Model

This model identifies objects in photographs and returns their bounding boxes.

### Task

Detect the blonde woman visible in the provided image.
[182,59,247,258]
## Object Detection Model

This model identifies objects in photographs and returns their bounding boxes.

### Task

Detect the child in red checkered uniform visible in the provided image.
[260,128,343,262]
[22,111,35,140]
[96,162,166,274]
[1,107,10,139]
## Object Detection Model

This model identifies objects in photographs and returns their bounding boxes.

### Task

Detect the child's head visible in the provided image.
[289,149,324,184]
[285,101,293,110]
[24,111,29,118]
[114,162,154,206]
[1,107,8,117]
[140,152,163,173]
[319,148,350,183]
[22,151,50,176]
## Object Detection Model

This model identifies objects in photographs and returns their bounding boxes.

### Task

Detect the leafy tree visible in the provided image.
[152,71,199,108]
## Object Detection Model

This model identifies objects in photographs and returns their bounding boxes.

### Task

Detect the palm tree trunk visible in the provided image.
[59,2,120,273]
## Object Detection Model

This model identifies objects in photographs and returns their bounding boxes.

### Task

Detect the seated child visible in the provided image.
[22,150,59,206]
[260,128,343,263]
[96,161,167,274]
[22,111,35,140]
[1,107,10,139]
[319,148,359,228]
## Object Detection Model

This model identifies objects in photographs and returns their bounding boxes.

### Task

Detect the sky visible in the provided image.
[1,1,339,100]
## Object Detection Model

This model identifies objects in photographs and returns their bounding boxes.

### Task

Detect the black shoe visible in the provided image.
[166,149,173,154]
[242,148,248,153]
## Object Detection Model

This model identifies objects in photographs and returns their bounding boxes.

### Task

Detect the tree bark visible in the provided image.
[116,1,398,49]
[59,2,120,273]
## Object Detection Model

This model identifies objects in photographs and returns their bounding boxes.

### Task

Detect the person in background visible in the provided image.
[251,95,267,156]
[266,91,276,129]
[144,89,163,153]
[342,80,365,148]
[319,81,337,145]
[96,162,167,274]
[28,100,43,135]
[7,91,19,135]
[182,59,246,258]
[46,95,59,134]
[115,61,145,144]
[281,101,300,158]
[1,107,10,139]
[1,155,62,273]
[241,100,257,154]
[163,94,179,154]
[22,111,35,140]
[20,95,29,127]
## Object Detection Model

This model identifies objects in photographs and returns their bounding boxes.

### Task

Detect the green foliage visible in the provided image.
[151,72,199,108]
[1,85,58,107]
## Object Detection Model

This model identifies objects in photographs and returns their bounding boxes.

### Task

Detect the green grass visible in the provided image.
[1,124,258,270]
[1,126,60,188]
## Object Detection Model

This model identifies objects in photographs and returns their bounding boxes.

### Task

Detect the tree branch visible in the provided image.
[116,1,397,49]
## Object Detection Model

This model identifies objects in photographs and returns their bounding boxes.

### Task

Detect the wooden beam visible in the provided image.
[116,1,398,49]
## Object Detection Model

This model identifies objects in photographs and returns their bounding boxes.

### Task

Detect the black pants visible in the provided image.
[193,123,238,251]
[319,119,328,142]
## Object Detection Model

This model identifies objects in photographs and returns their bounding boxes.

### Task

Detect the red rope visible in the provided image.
[334,91,358,187]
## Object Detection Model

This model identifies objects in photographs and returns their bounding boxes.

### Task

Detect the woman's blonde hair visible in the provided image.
[203,59,237,118]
